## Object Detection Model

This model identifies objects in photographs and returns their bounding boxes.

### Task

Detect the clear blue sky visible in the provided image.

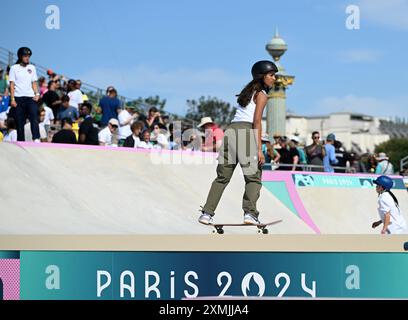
[2,0,408,118]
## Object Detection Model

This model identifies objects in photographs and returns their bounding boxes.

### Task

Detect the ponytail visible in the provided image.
[236,79,267,107]
[386,190,399,207]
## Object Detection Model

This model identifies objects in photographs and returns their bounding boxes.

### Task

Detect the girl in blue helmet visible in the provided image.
[372,175,407,234]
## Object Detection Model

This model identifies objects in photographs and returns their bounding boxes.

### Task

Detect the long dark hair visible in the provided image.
[236,79,265,107]
[386,190,399,207]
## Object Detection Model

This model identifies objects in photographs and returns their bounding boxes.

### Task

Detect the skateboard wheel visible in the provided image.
[217,229,224,234]
[262,229,269,234]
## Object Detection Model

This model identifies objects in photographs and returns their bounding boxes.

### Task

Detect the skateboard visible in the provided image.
[200,220,282,234]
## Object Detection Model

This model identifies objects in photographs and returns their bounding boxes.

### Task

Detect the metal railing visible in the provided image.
[263,163,358,173]
[400,155,408,172]
[0,46,119,103]
[0,46,195,125]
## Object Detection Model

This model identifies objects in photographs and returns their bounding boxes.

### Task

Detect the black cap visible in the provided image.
[17,47,32,58]
[251,60,278,79]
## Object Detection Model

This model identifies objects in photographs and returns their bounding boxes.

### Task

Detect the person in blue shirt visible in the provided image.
[99,87,121,127]
[323,133,338,172]
[57,95,78,121]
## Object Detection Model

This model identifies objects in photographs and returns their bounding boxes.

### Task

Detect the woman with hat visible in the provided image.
[199,60,277,225]
[375,152,394,175]
[197,117,224,152]
[372,175,407,234]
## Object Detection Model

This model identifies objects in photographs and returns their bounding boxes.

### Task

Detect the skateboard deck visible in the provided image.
[201,219,282,234]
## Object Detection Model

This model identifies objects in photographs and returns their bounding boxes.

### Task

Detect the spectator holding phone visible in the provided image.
[305,131,326,172]
[146,106,164,128]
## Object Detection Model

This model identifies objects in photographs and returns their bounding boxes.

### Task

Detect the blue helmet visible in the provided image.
[373,175,393,190]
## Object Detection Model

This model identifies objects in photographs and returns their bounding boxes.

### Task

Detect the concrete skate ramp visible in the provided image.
[298,187,408,234]
[0,142,312,234]
[263,171,408,234]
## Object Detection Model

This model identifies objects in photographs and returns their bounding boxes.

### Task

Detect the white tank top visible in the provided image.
[231,90,266,123]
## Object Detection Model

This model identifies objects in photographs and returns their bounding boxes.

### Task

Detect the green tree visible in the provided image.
[375,138,408,171]
[124,95,167,114]
[136,95,166,111]
[185,96,236,127]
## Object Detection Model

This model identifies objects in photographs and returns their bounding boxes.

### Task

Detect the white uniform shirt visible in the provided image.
[154,133,169,149]
[24,122,47,141]
[9,64,38,97]
[43,106,55,125]
[0,108,9,121]
[137,141,154,149]
[3,130,17,142]
[132,135,141,148]
[98,126,112,146]
[232,90,267,123]
[67,89,83,109]
[118,109,132,139]
[378,192,407,234]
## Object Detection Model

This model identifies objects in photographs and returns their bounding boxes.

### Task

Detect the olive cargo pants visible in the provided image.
[202,122,262,217]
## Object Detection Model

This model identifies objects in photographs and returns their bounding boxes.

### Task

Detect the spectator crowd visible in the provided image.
[0,49,400,175]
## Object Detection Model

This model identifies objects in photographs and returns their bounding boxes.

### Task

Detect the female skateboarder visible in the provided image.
[199,60,278,225]
[372,175,407,234]
[8,47,41,141]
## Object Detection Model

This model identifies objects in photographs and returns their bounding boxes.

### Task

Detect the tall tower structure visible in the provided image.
[265,29,295,138]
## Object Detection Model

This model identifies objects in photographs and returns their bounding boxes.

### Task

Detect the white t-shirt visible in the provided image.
[43,106,55,126]
[9,64,38,97]
[67,89,83,109]
[0,109,9,121]
[3,130,17,142]
[98,126,112,146]
[24,122,47,141]
[118,109,132,139]
[137,141,154,149]
[232,90,267,123]
[156,133,169,148]
[132,135,141,148]
[377,192,407,234]
[376,161,394,175]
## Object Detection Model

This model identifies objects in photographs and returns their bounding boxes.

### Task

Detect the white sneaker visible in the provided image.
[34,139,41,143]
[198,213,213,225]
[244,213,261,225]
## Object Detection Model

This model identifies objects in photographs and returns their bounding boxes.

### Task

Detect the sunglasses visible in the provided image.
[313,136,320,139]
[111,125,118,129]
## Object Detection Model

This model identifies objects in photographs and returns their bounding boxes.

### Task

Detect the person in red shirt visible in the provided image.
[197,117,224,152]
